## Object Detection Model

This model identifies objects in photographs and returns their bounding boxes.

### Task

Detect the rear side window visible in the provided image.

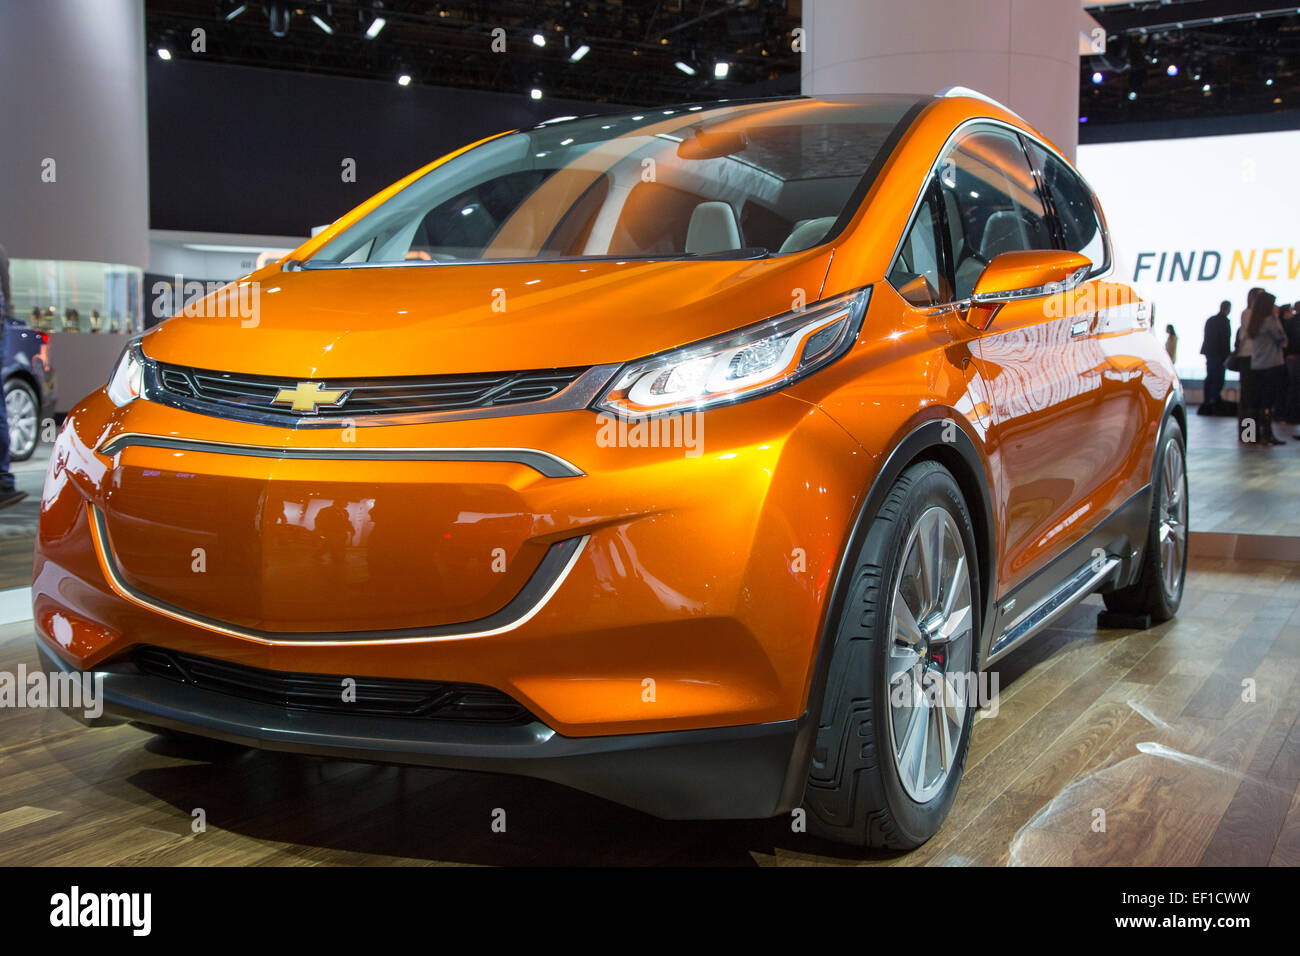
[1026,141,1109,275]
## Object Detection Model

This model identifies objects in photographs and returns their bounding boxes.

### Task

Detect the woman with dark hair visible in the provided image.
[1235,287,1262,443]
[1247,290,1287,446]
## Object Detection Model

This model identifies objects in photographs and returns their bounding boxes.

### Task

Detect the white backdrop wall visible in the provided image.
[1077,128,1300,381]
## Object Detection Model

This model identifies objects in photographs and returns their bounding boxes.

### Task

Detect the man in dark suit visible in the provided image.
[0,244,25,509]
[1200,299,1232,412]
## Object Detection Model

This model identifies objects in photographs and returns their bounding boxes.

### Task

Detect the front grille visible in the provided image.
[133,646,535,724]
[154,362,587,419]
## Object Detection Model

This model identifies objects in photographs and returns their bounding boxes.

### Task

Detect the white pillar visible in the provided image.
[801,0,1082,159]
[0,0,150,267]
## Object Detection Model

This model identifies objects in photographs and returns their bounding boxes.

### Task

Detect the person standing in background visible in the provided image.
[1283,302,1300,434]
[1200,300,1231,413]
[1235,288,1262,443]
[0,244,27,508]
[1247,290,1287,446]
[1164,324,1178,363]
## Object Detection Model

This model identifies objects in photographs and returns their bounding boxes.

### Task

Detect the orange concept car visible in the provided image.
[34,89,1185,848]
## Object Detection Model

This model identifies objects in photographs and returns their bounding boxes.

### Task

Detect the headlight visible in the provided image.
[106,339,145,407]
[594,286,870,418]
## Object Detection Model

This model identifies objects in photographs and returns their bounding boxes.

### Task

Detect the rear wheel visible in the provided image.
[1102,418,1187,622]
[804,461,980,848]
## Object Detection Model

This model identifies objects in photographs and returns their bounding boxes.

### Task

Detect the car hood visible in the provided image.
[142,251,835,378]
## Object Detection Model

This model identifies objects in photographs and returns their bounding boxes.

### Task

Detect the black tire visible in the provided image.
[804,460,981,849]
[1102,417,1187,622]
[4,378,39,462]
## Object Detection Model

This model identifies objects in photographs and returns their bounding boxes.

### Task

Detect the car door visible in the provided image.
[1025,141,1156,516]
[939,126,1105,592]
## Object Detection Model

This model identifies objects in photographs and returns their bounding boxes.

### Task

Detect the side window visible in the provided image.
[939,128,1055,300]
[887,181,950,308]
[1027,141,1108,274]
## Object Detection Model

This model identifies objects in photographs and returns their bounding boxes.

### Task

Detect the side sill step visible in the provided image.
[986,556,1121,665]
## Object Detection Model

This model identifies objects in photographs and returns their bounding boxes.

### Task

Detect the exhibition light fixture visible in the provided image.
[532,33,546,48]
[157,47,172,60]
[311,15,334,35]
[570,44,590,62]
[1128,91,1137,100]
[1166,64,1178,76]
[530,87,543,99]
[268,1,290,37]
[365,17,387,39]
[675,61,696,76]
[1091,71,1104,84]
[397,73,411,86]
[714,61,730,79]
[1202,83,1212,92]
[224,3,247,20]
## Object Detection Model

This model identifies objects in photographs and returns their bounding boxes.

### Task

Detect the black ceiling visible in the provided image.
[144,0,804,106]
[1081,1,1300,125]
[143,1,1300,124]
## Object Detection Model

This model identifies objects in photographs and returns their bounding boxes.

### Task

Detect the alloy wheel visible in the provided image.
[6,385,37,460]
[1159,438,1187,601]
[886,506,975,803]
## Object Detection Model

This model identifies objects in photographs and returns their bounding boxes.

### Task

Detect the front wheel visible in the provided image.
[804,460,980,848]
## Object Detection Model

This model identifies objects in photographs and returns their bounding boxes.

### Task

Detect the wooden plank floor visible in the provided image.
[1,552,1297,866]
[0,441,48,591]
[1186,413,1300,536]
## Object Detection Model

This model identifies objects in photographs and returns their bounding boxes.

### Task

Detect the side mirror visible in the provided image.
[971,249,1092,306]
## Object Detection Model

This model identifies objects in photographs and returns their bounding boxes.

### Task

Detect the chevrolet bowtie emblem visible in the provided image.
[270,381,350,413]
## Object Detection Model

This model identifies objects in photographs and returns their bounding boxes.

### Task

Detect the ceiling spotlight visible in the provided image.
[1166,64,1178,76]
[310,15,333,34]
[1127,91,1137,100]
[570,44,590,62]
[397,73,411,86]
[268,1,290,37]
[224,3,247,20]
[530,87,543,100]
[1202,83,1212,92]
[1266,77,1274,86]
[714,61,729,79]
[532,33,546,47]
[365,16,387,39]
[675,61,696,76]
[156,47,172,60]
[1091,71,1103,84]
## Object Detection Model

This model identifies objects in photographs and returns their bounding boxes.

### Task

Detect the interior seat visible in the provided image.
[955,209,1026,297]
[685,201,741,254]
[778,216,837,254]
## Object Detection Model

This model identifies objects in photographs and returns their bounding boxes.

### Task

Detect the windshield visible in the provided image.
[305,96,921,267]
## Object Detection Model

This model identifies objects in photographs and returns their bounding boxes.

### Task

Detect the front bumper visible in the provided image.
[36,641,806,819]
[36,385,875,742]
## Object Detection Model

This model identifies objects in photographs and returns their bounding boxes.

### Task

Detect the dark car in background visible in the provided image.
[4,314,56,461]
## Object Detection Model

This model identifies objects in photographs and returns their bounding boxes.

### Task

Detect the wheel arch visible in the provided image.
[776,411,997,811]
[5,369,42,406]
